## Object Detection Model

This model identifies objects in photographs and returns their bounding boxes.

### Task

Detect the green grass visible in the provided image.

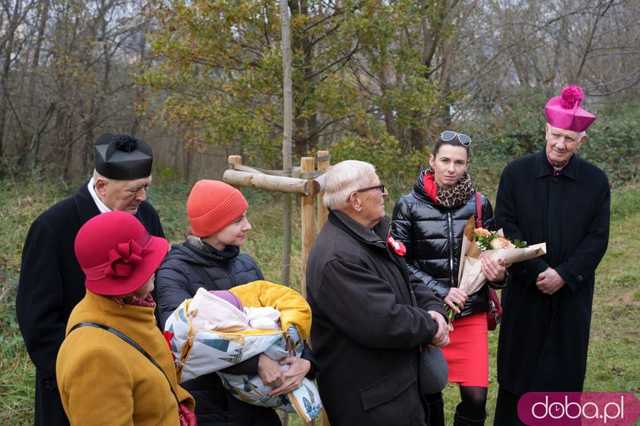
[0,178,67,425]
[584,187,640,394]
[1,179,638,425]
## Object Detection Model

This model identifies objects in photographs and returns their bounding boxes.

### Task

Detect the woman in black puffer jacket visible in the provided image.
[392,132,507,426]
[155,180,312,426]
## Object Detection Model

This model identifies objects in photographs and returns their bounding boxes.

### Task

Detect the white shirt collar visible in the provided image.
[87,177,112,214]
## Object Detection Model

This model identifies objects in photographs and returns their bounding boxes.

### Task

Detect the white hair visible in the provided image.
[322,160,377,210]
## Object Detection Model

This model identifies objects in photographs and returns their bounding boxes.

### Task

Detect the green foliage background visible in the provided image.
[1,177,639,425]
[141,0,449,164]
[2,2,640,423]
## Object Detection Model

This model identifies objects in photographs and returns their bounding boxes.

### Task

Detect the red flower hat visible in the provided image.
[74,211,169,296]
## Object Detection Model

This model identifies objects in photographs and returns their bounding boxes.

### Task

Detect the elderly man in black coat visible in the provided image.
[493,86,610,425]
[306,160,450,426]
[16,134,165,426]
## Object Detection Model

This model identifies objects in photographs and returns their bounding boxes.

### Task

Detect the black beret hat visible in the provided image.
[94,134,153,180]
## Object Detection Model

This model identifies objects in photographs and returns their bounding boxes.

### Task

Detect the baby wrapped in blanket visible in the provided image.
[165,280,322,422]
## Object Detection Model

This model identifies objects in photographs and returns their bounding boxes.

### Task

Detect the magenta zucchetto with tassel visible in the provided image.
[544,85,596,132]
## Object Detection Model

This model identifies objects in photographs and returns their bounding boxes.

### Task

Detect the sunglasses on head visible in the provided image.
[440,130,471,146]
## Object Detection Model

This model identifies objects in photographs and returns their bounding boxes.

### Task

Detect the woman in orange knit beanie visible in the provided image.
[155,180,313,426]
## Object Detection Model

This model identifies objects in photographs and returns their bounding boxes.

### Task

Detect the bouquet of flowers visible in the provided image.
[456,217,547,302]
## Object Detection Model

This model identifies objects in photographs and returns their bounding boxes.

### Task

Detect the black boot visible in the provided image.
[454,406,486,426]
[424,392,445,426]
[455,385,488,426]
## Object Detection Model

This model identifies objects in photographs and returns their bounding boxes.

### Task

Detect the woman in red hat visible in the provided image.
[56,211,195,426]
[155,180,312,426]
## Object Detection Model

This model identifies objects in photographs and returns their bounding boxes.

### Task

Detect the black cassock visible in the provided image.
[16,183,164,426]
[495,150,610,394]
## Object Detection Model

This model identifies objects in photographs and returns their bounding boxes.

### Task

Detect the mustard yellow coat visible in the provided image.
[229,280,312,339]
[56,291,194,426]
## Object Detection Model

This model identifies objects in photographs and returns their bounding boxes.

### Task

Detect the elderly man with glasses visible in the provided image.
[306,160,449,426]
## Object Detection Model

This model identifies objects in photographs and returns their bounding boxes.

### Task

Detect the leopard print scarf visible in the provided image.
[424,168,475,208]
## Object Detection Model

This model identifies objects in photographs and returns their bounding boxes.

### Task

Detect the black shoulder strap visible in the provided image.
[69,322,180,405]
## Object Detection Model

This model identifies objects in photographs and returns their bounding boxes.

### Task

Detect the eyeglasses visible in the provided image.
[355,184,386,194]
[440,130,472,146]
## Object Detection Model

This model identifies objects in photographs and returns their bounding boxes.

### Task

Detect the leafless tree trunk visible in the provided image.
[130,30,147,136]
[0,0,23,159]
[574,0,616,81]
[281,0,294,288]
[21,0,51,168]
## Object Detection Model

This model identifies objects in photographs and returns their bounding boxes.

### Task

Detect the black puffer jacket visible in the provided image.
[156,238,264,327]
[155,237,280,426]
[391,170,495,318]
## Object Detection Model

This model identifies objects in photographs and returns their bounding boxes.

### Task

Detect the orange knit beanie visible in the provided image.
[186,180,248,237]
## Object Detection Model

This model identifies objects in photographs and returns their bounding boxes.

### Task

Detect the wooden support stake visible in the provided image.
[232,164,265,175]
[222,169,319,196]
[316,150,330,230]
[228,155,242,168]
[300,157,316,299]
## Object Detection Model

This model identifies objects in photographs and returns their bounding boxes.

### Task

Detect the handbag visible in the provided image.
[418,344,449,395]
[69,322,197,426]
[487,287,503,331]
[475,192,503,331]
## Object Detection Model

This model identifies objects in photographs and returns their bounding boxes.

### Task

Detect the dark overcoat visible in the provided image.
[306,210,446,426]
[494,151,610,394]
[16,183,164,426]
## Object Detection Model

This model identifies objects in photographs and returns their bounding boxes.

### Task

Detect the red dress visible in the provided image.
[442,312,488,387]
